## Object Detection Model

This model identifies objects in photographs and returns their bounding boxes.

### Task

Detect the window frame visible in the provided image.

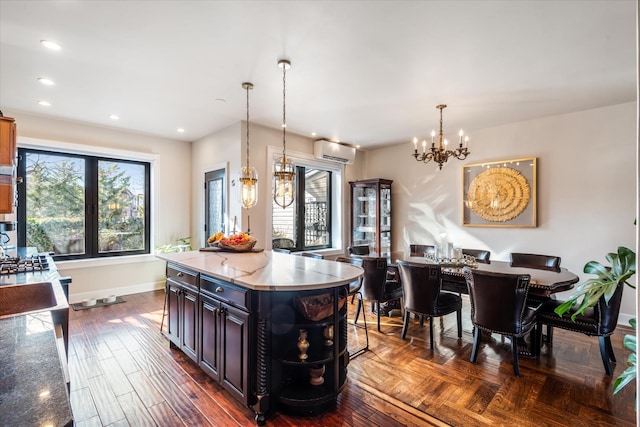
[16,137,156,261]
[267,146,344,254]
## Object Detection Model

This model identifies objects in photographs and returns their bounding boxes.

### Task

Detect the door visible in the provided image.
[204,169,225,246]
[199,293,221,381]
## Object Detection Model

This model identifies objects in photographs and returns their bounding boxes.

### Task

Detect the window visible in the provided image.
[17,148,150,260]
[270,149,344,253]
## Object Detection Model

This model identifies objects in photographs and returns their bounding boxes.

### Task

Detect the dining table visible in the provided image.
[399,257,579,298]
[397,257,580,356]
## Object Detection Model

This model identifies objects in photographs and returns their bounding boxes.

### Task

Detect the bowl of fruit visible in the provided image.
[208,232,257,252]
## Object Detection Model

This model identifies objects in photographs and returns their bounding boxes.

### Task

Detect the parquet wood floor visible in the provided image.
[67,290,636,426]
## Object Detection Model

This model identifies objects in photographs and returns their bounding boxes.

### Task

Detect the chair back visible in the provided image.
[462,248,491,264]
[273,248,291,254]
[348,245,370,256]
[595,281,625,335]
[409,244,436,257]
[396,260,442,315]
[510,252,561,272]
[301,252,324,259]
[359,257,390,301]
[272,238,295,250]
[463,268,532,335]
[335,256,363,295]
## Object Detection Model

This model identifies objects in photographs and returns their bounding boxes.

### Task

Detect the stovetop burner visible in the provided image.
[0,254,49,275]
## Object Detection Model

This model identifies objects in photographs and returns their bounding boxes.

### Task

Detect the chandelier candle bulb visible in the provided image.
[413,137,417,150]
[422,140,426,153]
[465,135,469,148]
[459,129,464,145]
[431,130,435,144]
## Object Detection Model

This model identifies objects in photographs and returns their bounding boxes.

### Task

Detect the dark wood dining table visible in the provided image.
[400,257,579,299]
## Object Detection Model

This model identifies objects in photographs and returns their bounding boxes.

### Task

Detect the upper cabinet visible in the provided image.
[349,178,392,257]
[0,115,16,214]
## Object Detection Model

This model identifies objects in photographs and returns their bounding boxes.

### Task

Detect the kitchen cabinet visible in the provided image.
[349,178,393,257]
[165,264,198,362]
[0,115,17,213]
[199,274,250,403]
[159,252,361,425]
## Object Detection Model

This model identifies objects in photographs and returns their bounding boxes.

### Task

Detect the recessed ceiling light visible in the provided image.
[37,77,55,86]
[311,132,317,136]
[109,114,119,120]
[177,128,185,133]
[37,100,51,106]
[40,40,62,51]
[355,144,361,149]
[215,98,226,103]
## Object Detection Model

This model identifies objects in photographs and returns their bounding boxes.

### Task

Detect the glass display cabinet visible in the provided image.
[349,178,392,257]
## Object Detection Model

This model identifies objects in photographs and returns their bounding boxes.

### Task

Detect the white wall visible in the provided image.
[363,102,637,323]
[191,121,365,252]
[8,111,192,301]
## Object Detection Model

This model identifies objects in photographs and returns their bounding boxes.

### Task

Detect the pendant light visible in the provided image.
[239,82,258,209]
[273,59,296,209]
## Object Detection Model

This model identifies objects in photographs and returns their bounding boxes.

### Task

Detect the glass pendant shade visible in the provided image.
[239,165,258,208]
[273,155,295,208]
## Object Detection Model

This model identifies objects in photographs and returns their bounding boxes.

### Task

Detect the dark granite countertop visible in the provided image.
[0,311,73,426]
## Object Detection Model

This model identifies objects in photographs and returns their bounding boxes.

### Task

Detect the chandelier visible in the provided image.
[239,82,258,209]
[273,59,296,208]
[412,104,470,170]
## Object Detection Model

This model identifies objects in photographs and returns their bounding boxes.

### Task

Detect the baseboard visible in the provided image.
[617,312,635,328]
[68,280,165,304]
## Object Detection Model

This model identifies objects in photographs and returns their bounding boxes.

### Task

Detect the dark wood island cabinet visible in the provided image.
[157,250,362,425]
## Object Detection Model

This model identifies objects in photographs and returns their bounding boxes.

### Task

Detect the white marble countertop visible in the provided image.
[156,250,363,291]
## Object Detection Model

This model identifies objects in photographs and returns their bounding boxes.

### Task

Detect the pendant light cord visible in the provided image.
[282,64,287,159]
[246,85,250,169]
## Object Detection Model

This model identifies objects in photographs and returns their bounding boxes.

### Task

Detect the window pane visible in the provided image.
[272,199,296,243]
[98,161,146,253]
[304,169,329,247]
[25,152,85,255]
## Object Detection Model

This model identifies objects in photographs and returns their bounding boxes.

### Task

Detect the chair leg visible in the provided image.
[161,285,168,333]
[605,336,616,363]
[376,300,381,332]
[546,324,553,343]
[456,308,462,338]
[470,327,481,362]
[349,293,369,359]
[511,336,520,376]
[429,317,434,350]
[401,311,410,340]
[599,336,614,375]
[354,298,363,324]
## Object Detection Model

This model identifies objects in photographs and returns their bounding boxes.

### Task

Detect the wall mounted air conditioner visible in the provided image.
[313,140,356,164]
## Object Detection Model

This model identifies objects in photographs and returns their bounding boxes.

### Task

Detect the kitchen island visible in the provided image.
[156,250,363,425]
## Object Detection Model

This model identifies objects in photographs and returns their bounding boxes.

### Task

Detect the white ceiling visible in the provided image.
[0,1,636,149]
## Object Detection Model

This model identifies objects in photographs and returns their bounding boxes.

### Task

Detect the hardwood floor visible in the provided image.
[67,290,636,426]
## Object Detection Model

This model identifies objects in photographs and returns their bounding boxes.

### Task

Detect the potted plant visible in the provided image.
[554,246,636,395]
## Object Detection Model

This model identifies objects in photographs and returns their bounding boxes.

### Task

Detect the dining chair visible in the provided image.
[354,257,404,332]
[510,252,562,343]
[272,248,291,254]
[535,282,624,375]
[509,252,561,272]
[409,244,436,257]
[335,256,368,358]
[348,245,370,256]
[463,268,537,376]
[396,260,462,349]
[462,248,491,264]
[300,252,324,259]
[272,237,295,250]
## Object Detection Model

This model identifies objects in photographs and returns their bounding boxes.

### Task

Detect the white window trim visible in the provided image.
[266,146,344,254]
[17,136,159,267]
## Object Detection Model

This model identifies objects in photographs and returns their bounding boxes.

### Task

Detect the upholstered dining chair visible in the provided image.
[510,252,561,272]
[463,268,537,376]
[409,244,436,257]
[396,260,462,349]
[510,252,562,343]
[335,256,368,358]
[348,245,370,256]
[300,252,324,259]
[535,282,624,375]
[462,248,491,264]
[272,238,295,250]
[354,257,404,332]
